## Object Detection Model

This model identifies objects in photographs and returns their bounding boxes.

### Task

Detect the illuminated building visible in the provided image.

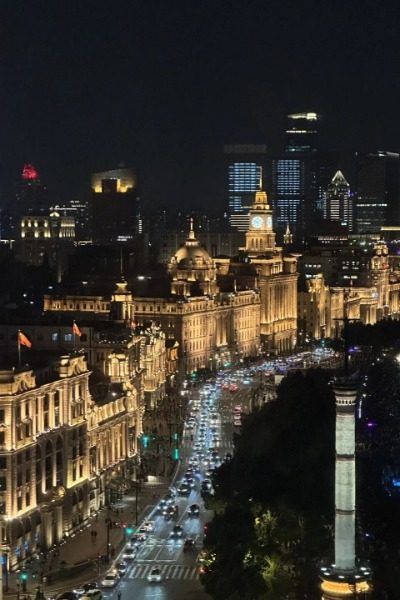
[320,381,372,599]
[224,144,267,232]
[272,112,326,241]
[324,171,353,230]
[219,191,298,353]
[298,241,400,339]
[16,211,76,280]
[91,168,139,243]
[135,223,261,372]
[9,164,49,238]
[0,352,140,570]
[354,151,400,233]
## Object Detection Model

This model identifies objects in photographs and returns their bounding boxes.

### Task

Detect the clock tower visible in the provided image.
[245,191,276,253]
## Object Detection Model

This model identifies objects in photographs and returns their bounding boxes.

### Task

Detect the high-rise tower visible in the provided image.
[224,144,267,232]
[91,167,139,243]
[324,170,352,230]
[272,112,322,241]
[320,379,372,599]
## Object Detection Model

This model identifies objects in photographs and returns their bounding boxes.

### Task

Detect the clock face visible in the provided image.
[266,216,272,228]
[251,216,263,229]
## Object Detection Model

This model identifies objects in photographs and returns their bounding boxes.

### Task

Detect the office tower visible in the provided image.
[324,170,353,230]
[51,200,90,240]
[11,164,49,237]
[354,151,400,234]
[320,381,372,599]
[272,112,322,241]
[285,111,320,153]
[91,167,139,243]
[224,144,267,232]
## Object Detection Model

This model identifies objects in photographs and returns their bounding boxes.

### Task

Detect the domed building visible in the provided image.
[133,222,261,374]
[168,219,218,297]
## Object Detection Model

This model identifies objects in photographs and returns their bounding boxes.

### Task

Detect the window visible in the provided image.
[0,457,6,469]
[26,492,30,506]
[81,334,87,342]
[0,432,4,445]
[17,472,22,486]
[52,332,58,342]
[17,496,22,511]
[0,476,6,491]
[0,410,4,423]
[64,333,73,342]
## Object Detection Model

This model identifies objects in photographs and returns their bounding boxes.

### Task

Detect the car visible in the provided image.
[80,591,103,600]
[188,503,200,517]
[55,594,79,600]
[142,521,154,532]
[183,537,196,551]
[72,583,97,597]
[164,505,177,520]
[225,452,233,461]
[170,525,184,538]
[101,571,119,588]
[137,527,148,538]
[156,499,168,514]
[130,533,146,546]
[183,476,196,488]
[147,566,163,583]
[178,484,190,496]
[114,561,128,576]
[164,492,175,505]
[122,546,136,560]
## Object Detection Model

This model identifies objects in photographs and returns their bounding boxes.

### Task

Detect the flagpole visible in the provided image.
[73,322,76,353]
[17,330,21,369]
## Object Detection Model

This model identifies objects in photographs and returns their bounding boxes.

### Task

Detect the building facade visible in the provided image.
[0,348,143,571]
[323,170,352,230]
[218,191,298,353]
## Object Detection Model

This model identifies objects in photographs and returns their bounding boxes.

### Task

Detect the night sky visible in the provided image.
[2,0,400,212]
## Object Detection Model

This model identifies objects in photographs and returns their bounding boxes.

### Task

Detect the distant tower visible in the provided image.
[324,170,352,230]
[283,223,293,245]
[320,380,372,598]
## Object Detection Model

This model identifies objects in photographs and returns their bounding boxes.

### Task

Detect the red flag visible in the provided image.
[72,322,82,337]
[18,331,32,348]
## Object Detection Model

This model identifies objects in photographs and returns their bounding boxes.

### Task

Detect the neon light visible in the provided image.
[22,164,39,180]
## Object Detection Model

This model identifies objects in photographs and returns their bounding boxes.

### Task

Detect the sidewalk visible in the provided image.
[5,476,173,599]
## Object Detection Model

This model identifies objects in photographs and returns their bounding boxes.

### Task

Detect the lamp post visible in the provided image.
[105,516,111,561]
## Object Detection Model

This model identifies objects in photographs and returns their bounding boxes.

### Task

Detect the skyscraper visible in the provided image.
[91,167,139,243]
[271,112,322,242]
[324,170,353,230]
[354,151,400,234]
[9,164,49,238]
[224,144,267,231]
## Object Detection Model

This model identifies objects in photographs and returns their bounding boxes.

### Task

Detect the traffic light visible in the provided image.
[20,570,28,592]
[173,432,178,441]
[126,525,134,535]
[142,434,150,449]
[172,447,179,460]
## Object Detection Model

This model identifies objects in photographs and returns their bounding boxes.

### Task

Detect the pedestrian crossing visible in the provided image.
[128,563,200,580]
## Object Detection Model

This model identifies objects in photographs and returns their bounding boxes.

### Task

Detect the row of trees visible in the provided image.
[201,370,335,599]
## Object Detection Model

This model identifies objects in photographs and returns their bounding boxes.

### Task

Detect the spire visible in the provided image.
[283,222,293,245]
[331,170,349,186]
[188,217,195,240]
[185,217,199,246]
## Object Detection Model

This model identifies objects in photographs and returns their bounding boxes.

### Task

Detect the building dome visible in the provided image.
[168,219,218,297]
[171,220,212,268]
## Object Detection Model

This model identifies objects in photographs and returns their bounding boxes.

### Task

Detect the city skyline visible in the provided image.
[2,1,400,212]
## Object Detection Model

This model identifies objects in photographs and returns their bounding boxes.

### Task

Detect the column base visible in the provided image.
[320,564,372,599]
